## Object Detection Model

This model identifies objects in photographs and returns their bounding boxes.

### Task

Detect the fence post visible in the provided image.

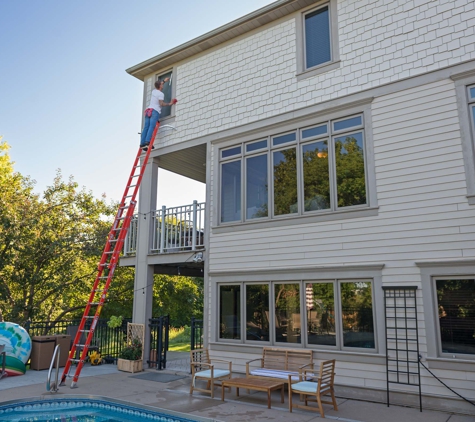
[191,317,196,351]
[160,206,166,253]
[191,201,197,250]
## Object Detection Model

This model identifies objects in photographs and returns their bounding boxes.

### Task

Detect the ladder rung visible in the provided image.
[89,302,101,306]
[83,316,95,319]
[79,329,90,333]
[69,358,81,363]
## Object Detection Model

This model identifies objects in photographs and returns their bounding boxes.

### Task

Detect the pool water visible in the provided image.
[0,398,205,422]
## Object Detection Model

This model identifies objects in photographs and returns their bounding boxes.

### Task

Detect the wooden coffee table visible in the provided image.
[221,377,285,409]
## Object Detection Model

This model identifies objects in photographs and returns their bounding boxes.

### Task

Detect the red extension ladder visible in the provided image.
[60,122,160,388]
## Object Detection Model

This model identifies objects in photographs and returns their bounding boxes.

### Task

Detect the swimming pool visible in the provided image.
[0,397,215,422]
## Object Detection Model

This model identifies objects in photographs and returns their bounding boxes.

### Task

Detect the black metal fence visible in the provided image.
[190,317,203,350]
[23,318,132,361]
[148,316,169,369]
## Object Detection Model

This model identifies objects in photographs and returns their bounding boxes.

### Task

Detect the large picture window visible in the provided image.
[218,279,376,351]
[435,278,475,356]
[219,114,367,224]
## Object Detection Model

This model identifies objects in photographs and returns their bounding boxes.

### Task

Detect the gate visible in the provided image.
[148,315,169,369]
[190,317,203,350]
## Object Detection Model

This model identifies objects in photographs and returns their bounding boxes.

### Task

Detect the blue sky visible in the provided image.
[0,0,274,206]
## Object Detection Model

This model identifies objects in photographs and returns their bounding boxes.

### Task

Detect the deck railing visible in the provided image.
[124,200,205,255]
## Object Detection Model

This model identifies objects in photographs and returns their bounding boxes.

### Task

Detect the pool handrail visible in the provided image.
[46,344,60,392]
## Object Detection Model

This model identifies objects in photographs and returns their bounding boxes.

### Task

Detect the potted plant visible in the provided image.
[117,337,143,373]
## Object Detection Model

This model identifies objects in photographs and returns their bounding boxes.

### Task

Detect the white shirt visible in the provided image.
[148,89,164,114]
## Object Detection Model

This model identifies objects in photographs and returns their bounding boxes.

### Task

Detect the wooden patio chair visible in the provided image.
[288,359,338,418]
[190,348,232,398]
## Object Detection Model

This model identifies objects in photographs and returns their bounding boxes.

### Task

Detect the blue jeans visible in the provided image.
[140,110,160,146]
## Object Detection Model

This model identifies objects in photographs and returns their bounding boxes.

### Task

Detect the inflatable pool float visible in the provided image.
[0,355,26,376]
[0,321,32,364]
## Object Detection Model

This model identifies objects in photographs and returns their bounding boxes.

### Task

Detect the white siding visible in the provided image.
[208,79,475,399]
[148,0,475,148]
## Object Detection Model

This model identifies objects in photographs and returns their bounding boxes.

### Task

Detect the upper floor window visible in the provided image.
[452,75,475,205]
[157,70,173,119]
[304,5,331,69]
[468,85,475,136]
[219,114,367,224]
[296,1,340,79]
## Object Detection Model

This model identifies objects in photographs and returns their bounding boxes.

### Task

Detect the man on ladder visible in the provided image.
[60,78,177,388]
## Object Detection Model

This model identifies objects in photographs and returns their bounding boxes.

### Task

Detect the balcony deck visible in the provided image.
[120,201,205,277]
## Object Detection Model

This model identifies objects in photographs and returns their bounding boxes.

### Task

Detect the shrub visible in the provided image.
[118,337,142,360]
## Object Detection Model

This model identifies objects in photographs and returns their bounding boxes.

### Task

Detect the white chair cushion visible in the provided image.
[291,381,328,393]
[194,369,230,379]
[250,368,300,381]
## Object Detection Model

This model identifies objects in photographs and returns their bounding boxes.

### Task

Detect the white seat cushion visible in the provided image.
[292,381,328,394]
[194,369,230,379]
[250,368,300,381]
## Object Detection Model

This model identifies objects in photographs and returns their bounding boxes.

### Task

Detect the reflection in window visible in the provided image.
[274,284,300,343]
[302,124,327,139]
[221,160,241,223]
[341,281,375,348]
[273,132,296,146]
[306,283,336,346]
[246,284,270,341]
[246,154,268,219]
[302,140,330,211]
[219,285,241,340]
[333,116,362,131]
[436,279,475,355]
[273,148,298,216]
[334,132,366,207]
[158,71,173,119]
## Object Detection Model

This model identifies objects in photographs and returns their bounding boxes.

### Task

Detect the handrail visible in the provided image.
[46,344,60,392]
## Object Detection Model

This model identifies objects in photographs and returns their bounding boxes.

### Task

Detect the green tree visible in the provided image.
[0,140,117,323]
[153,275,203,326]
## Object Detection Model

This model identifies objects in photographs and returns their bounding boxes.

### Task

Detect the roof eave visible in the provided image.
[126,0,319,80]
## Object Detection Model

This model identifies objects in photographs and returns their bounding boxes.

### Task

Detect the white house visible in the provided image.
[123,0,475,414]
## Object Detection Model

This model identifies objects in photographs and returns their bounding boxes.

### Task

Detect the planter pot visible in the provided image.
[117,358,143,373]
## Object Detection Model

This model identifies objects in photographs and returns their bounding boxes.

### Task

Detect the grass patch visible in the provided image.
[169,326,191,352]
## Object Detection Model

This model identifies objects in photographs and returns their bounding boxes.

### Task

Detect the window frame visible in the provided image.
[418,260,475,366]
[154,69,176,121]
[432,275,475,359]
[218,113,370,226]
[295,0,340,81]
[216,277,379,353]
[451,72,475,205]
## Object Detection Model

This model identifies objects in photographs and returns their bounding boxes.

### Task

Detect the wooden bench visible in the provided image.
[246,347,314,384]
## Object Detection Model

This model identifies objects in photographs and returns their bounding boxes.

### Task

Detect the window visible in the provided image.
[219,285,240,340]
[468,85,475,148]
[156,70,173,119]
[246,284,269,341]
[304,6,331,69]
[452,74,475,205]
[435,278,475,356]
[219,114,367,224]
[218,279,376,351]
[275,283,301,343]
[296,1,340,79]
